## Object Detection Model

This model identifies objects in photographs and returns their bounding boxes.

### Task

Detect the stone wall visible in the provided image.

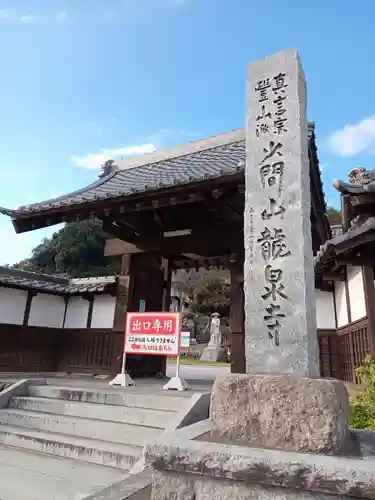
[151,470,342,500]
[145,436,375,500]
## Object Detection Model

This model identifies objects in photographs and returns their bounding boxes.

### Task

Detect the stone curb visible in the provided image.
[79,422,212,500]
[74,468,152,500]
[144,437,375,499]
[130,392,210,475]
[0,378,47,408]
[164,392,210,433]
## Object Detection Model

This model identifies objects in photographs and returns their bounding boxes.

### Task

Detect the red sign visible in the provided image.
[124,312,181,357]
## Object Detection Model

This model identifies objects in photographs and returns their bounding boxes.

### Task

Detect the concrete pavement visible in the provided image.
[0,446,125,500]
[166,362,229,382]
[0,374,213,499]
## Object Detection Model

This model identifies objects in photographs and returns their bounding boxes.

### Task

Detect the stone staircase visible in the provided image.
[0,383,189,472]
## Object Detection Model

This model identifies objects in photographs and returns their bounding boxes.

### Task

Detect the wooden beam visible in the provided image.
[362,255,375,358]
[337,254,375,267]
[104,238,143,256]
[23,291,36,326]
[206,191,243,226]
[162,258,173,312]
[230,255,245,374]
[341,195,350,233]
[344,267,352,324]
[62,296,69,328]
[104,220,243,256]
[86,296,94,328]
[322,272,345,282]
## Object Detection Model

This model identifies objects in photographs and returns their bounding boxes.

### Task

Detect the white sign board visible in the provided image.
[181,331,191,348]
[125,312,181,357]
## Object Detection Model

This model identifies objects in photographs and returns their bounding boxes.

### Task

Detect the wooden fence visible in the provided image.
[0,323,165,377]
[318,317,370,383]
[0,321,372,383]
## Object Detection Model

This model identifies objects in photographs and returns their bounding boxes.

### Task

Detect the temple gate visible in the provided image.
[0,127,329,377]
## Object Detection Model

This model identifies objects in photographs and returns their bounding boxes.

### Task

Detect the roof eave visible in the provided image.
[6,171,245,234]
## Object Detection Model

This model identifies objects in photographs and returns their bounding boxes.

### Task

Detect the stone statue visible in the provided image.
[200,312,226,363]
[208,313,222,346]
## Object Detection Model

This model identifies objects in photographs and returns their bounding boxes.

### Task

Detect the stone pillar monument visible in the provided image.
[209,49,349,455]
[144,50,368,500]
[244,48,319,376]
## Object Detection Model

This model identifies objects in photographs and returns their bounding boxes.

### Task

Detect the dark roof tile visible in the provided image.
[0,267,117,295]
[0,125,318,226]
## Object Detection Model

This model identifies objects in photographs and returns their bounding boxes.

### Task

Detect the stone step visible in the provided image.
[0,444,125,500]
[0,424,142,470]
[28,384,184,412]
[0,409,160,447]
[9,396,168,429]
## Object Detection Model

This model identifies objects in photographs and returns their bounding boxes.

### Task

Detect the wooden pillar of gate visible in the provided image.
[229,254,245,373]
[362,257,375,360]
[128,252,166,377]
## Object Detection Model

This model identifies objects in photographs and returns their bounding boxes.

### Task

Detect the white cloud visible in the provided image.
[327,115,375,157]
[55,11,67,22]
[70,128,199,170]
[20,15,35,23]
[71,143,156,170]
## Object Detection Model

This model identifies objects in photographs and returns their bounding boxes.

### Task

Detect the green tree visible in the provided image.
[349,355,375,429]
[326,206,340,217]
[13,219,121,277]
[188,276,230,317]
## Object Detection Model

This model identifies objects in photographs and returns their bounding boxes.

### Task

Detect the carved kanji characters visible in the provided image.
[273,72,288,91]
[260,162,284,192]
[262,265,289,301]
[261,198,285,220]
[257,104,272,122]
[255,78,271,102]
[261,140,283,163]
[257,227,291,261]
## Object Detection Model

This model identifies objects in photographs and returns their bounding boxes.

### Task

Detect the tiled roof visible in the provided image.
[314,217,375,273]
[333,167,375,195]
[0,130,246,218]
[0,267,117,295]
[0,126,316,219]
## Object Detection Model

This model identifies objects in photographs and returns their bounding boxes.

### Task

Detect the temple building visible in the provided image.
[315,167,375,382]
[2,126,371,383]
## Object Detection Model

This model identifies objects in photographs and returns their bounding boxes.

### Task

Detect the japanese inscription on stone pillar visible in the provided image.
[244,49,319,377]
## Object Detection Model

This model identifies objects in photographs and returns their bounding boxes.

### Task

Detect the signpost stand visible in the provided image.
[109,350,135,387]
[163,330,190,392]
[163,356,189,391]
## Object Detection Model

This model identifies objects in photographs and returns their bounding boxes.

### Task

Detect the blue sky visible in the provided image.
[0,0,374,265]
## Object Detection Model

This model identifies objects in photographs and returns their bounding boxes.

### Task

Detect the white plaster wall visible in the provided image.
[64,296,89,329]
[28,294,65,328]
[91,295,116,328]
[347,266,366,321]
[0,287,28,325]
[335,281,348,327]
[315,289,336,329]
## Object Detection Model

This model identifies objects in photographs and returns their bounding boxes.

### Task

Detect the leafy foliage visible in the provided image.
[187,276,230,317]
[349,355,375,429]
[326,206,340,217]
[13,219,121,278]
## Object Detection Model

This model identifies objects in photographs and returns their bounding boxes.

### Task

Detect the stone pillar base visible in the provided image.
[200,345,227,363]
[211,373,350,455]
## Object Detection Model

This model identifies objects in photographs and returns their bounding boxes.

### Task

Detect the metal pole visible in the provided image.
[175,351,180,379]
[120,351,126,375]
